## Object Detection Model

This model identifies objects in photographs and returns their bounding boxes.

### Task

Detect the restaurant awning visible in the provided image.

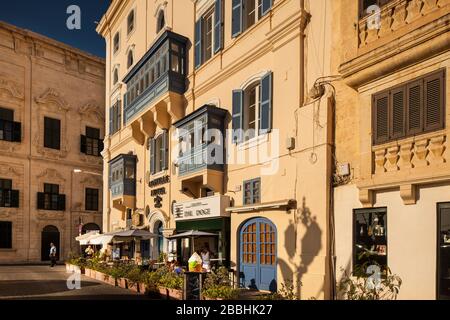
[75,231,101,245]
[168,230,218,239]
[104,229,158,240]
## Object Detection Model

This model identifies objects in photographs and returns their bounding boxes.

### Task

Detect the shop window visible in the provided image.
[243,178,261,205]
[373,69,445,145]
[353,208,387,276]
[113,32,120,53]
[85,188,99,211]
[44,117,61,150]
[0,221,12,249]
[195,0,224,69]
[38,183,65,211]
[232,0,272,38]
[232,72,273,143]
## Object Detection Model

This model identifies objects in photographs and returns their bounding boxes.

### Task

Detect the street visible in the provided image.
[0,265,153,300]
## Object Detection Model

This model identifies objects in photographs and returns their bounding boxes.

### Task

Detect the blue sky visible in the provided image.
[0,1,110,57]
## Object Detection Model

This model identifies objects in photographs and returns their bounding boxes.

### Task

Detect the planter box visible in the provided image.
[128,282,140,293]
[84,268,92,278]
[158,287,168,299]
[65,263,73,273]
[95,271,106,282]
[117,278,128,289]
[104,275,116,286]
[167,288,183,300]
[204,297,225,300]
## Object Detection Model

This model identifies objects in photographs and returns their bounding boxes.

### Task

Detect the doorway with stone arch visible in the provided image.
[41,225,60,261]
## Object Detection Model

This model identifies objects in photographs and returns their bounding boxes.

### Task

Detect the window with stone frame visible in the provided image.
[43,117,61,150]
[85,188,99,211]
[243,178,261,205]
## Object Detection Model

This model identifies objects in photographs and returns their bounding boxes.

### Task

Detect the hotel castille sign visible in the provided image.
[149,175,170,208]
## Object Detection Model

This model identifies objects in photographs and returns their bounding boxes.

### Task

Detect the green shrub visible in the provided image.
[159,271,183,290]
[126,266,145,286]
[256,280,300,300]
[203,285,239,300]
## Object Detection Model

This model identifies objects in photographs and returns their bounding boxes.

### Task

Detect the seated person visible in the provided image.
[173,261,183,275]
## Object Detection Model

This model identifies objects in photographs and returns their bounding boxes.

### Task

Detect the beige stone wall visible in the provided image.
[0,22,105,263]
[332,0,450,299]
[98,0,335,299]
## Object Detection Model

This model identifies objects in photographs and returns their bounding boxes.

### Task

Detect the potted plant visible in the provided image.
[159,272,184,300]
[126,266,144,293]
[202,267,240,300]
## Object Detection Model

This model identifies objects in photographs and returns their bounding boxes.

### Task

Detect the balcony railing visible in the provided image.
[123,31,188,124]
[0,189,19,208]
[358,0,447,48]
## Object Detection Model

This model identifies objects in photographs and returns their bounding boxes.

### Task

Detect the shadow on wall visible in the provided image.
[279,197,322,299]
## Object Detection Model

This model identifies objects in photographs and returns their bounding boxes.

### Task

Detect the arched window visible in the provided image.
[157,10,165,33]
[113,68,119,85]
[127,50,134,68]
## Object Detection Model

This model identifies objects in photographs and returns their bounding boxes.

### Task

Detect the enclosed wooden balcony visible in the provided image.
[109,154,136,210]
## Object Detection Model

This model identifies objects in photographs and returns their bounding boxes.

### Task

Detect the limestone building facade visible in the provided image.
[332,0,450,299]
[0,21,105,263]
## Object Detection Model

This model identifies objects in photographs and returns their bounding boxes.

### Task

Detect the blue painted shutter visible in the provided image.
[261,0,273,17]
[232,0,243,38]
[214,0,224,53]
[232,89,244,144]
[150,138,156,175]
[260,72,273,134]
[195,19,202,69]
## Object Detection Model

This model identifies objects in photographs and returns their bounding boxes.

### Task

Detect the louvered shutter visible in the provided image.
[80,135,87,154]
[261,0,273,17]
[37,192,45,210]
[150,138,156,175]
[232,0,243,38]
[373,92,389,145]
[58,194,66,211]
[406,79,423,135]
[195,19,203,68]
[232,89,244,144]
[390,86,405,139]
[11,190,19,208]
[424,71,445,132]
[12,122,21,142]
[109,106,114,135]
[214,0,224,53]
[260,72,273,134]
[162,130,169,170]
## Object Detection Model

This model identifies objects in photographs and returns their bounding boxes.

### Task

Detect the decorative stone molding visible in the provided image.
[372,133,446,175]
[34,88,70,158]
[36,211,66,220]
[36,168,66,193]
[0,164,22,177]
[0,77,24,100]
[79,175,102,187]
[400,184,417,205]
[35,88,70,112]
[78,101,104,122]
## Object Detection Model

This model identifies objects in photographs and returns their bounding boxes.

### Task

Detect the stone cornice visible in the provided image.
[339,13,450,89]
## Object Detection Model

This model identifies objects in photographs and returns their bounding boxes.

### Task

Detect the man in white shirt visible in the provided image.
[49,243,57,267]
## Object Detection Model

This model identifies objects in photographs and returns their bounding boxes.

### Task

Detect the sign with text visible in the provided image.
[173,195,230,222]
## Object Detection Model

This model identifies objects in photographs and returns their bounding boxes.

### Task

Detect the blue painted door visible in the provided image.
[240,218,277,292]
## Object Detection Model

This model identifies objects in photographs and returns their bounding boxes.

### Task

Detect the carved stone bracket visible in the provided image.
[413,139,429,167]
[429,135,446,164]
[359,189,374,208]
[399,142,414,169]
[386,146,400,172]
[400,184,417,205]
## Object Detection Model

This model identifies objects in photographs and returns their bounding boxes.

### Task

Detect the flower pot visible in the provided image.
[167,288,183,300]
[73,265,83,274]
[65,263,73,273]
[139,282,146,294]
[118,278,128,289]
[105,276,116,286]
[158,287,168,299]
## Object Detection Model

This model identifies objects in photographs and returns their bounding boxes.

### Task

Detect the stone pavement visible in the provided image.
[0,265,153,300]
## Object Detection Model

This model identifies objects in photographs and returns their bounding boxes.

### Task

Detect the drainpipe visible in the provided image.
[299,0,306,108]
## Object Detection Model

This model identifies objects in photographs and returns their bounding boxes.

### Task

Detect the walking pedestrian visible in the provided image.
[49,243,57,267]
